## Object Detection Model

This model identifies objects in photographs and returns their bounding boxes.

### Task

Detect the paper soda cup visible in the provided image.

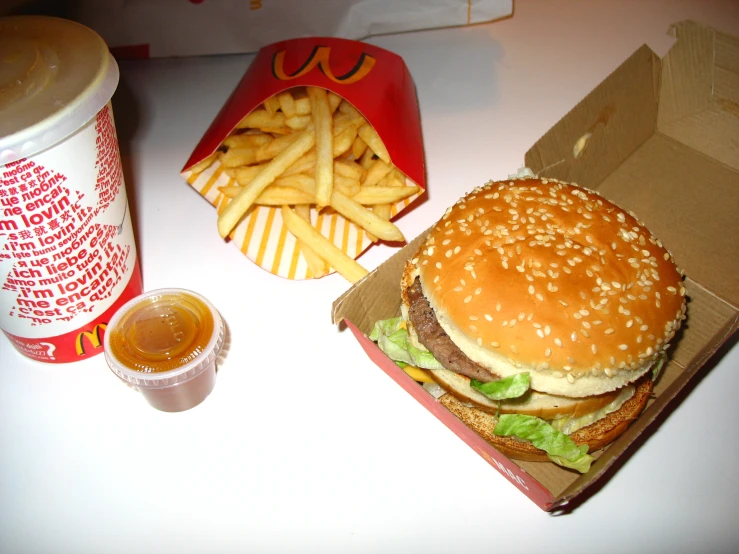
[0,16,143,363]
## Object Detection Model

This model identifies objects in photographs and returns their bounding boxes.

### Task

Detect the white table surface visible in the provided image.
[2,1,738,552]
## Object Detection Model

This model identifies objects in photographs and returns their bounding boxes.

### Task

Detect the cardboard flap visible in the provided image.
[525,45,661,188]
[658,20,739,172]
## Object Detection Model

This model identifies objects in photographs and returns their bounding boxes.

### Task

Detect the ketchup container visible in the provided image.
[0,16,142,363]
[103,289,225,412]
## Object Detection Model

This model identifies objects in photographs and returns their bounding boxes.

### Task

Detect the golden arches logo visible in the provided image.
[75,323,107,356]
[272,46,376,84]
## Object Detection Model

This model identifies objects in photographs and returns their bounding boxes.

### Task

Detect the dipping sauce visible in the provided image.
[107,292,214,372]
[104,289,224,412]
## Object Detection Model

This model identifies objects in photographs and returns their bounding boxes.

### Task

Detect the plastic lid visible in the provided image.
[103,289,225,390]
[0,16,119,165]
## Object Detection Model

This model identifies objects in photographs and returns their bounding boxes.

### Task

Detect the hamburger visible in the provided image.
[370,175,687,472]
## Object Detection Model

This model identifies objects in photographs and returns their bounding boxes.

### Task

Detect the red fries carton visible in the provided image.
[181,37,425,280]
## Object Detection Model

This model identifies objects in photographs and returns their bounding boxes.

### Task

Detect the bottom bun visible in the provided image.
[439,376,654,463]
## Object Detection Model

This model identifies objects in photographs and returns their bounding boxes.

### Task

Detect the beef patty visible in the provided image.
[406,277,498,382]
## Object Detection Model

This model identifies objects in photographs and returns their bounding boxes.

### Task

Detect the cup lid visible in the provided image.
[0,16,119,165]
[103,289,225,389]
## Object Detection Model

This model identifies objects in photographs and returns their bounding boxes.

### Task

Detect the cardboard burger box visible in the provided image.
[332,20,739,511]
[181,37,425,280]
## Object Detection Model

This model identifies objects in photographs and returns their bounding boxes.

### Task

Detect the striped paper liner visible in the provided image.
[183,161,422,279]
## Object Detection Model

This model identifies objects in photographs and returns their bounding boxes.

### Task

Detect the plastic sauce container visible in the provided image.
[103,289,225,412]
[0,16,142,363]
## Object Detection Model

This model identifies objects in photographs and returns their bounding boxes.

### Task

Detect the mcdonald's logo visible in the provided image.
[272,45,376,84]
[75,323,107,356]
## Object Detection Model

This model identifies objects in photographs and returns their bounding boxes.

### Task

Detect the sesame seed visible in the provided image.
[464,296,472,303]
[545,348,552,357]
[619,344,628,350]
[554,338,563,347]
[484,314,493,322]
[510,345,519,354]
[567,374,575,384]
[491,342,500,348]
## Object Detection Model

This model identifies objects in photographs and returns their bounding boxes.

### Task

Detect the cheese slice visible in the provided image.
[431,368,630,419]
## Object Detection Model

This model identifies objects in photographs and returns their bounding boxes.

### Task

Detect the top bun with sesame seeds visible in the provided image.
[401,176,687,399]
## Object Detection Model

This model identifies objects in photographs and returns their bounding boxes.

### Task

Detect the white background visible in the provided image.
[1,1,738,552]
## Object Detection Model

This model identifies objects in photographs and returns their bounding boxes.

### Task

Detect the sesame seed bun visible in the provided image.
[404,177,686,397]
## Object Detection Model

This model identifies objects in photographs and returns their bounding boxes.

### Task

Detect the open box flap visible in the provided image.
[524,44,661,189]
[658,20,739,173]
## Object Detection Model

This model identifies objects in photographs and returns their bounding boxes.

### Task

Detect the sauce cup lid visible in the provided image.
[103,288,225,390]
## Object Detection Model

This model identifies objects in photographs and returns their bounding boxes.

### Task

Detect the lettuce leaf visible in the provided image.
[652,353,667,382]
[494,414,595,473]
[470,373,530,400]
[369,318,444,370]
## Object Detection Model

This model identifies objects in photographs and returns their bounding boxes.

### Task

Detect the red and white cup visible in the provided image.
[0,16,143,363]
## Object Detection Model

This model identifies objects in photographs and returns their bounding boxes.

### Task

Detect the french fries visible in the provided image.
[307,87,334,208]
[294,205,328,278]
[281,206,368,284]
[195,86,421,282]
[217,131,315,237]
